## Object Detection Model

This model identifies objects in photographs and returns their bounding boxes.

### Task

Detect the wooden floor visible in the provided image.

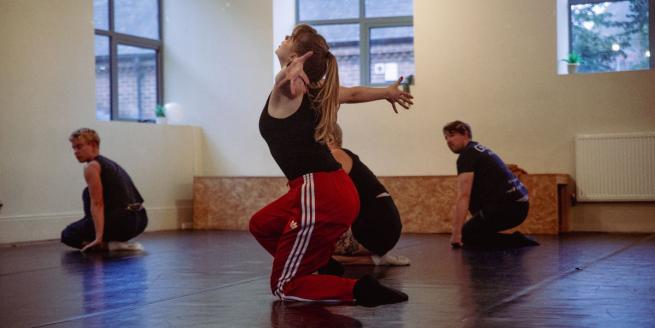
[1,231,654,327]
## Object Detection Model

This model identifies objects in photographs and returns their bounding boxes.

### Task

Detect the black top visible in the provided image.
[456,141,528,213]
[82,155,144,216]
[343,149,387,206]
[259,95,341,180]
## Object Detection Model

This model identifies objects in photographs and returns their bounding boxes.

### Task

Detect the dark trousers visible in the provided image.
[351,196,402,256]
[461,201,529,248]
[61,208,148,249]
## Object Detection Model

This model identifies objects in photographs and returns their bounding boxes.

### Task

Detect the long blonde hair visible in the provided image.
[290,24,340,143]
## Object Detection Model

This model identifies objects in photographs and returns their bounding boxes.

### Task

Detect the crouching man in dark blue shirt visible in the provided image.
[443,121,538,249]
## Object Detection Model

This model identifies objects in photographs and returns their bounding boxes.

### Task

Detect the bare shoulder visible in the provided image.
[331,148,353,173]
[84,160,101,170]
[331,148,351,161]
[83,160,101,179]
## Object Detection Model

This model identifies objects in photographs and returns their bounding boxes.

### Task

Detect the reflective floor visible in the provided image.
[1,231,654,327]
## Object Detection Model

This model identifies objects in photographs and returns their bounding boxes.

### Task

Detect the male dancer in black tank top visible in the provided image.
[327,125,410,266]
[443,121,538,249]
[62,128,148,252]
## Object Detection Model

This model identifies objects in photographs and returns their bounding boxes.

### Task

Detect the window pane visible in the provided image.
[94,0,109,30]
[115,0,159,39]
[570,0,650,73]
[117,45,158,121]
[365,0,413,18]
[298,0,359,21]
[314,24,361,86]
[95,36,110,121]
[369,26,414,84]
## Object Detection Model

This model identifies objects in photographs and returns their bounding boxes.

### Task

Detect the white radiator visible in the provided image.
[575,132,655,202]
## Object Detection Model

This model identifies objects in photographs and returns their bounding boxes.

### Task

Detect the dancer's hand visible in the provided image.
[386,76,414,113]
[284,51,313,98]
[81,238,102,253]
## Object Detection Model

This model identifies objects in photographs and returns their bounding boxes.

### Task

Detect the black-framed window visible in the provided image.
[296,0,414,86]
[568,0,653,73]
[94,0,162,122]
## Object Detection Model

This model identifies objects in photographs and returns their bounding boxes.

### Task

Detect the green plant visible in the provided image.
[402,74,414,93]
[154,104,166,118]
[562,53,582,64]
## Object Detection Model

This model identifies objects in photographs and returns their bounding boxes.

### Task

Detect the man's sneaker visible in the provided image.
[108,241,144,252]
[371,254,411,266]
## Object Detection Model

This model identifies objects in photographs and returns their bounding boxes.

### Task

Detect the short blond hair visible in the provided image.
[328,123,343,147]
[69,128,100,146]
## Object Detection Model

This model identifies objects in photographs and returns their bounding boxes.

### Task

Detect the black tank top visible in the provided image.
[82,155,144,216]
[259,95,341,180]
[343,148,387,203]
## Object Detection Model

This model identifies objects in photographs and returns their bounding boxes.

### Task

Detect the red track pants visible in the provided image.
[250,170,360,302]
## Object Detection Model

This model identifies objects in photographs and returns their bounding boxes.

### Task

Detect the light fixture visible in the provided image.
[164,103,184,124]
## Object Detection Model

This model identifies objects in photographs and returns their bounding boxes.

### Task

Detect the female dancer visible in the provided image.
[250,24,407,306]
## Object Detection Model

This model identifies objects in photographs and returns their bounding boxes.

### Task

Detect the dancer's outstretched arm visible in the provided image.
[268,52,313,118]
[339,76,413,113]
[273,51,313,100]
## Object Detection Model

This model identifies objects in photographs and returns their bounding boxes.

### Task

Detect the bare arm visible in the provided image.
[330,148,353,174]
[269,52,313,118]
[81,161,104,252]
[273,53,311,98]
[332,255,375,266]
[339,77,413,113]
[451,172,473,247]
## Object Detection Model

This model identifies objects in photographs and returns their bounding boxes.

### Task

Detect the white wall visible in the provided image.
[168,0,654,178]
[335,0,655,177]
[0,0,198,244]
[163,0,276,176]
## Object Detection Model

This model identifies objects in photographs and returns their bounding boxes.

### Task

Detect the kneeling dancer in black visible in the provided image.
[327,124,410,266]
[443,121,539,249]
[62,128,148,252]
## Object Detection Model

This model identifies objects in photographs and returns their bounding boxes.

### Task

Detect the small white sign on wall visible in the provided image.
[384,63,398,81]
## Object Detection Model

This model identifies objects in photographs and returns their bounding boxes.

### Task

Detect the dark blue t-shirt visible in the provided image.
[457,141,528,213]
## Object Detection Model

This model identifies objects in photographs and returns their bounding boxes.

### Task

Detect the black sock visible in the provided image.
[353,275,408,307]
[317,257,344,276]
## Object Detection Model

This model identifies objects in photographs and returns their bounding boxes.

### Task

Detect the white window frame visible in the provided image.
[296,0,414,86]
[95,0,163,122]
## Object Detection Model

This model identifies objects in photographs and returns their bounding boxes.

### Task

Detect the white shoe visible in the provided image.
[371,254,411,266]
[108,241,144,252]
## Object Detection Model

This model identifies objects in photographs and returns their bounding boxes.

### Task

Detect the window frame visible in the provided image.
[567,0,654,72]
[295,0,414,86]
[95,0,163,122]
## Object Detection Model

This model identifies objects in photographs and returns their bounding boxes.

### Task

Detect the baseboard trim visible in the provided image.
[0,211,81,222]
[0,206,192,244]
